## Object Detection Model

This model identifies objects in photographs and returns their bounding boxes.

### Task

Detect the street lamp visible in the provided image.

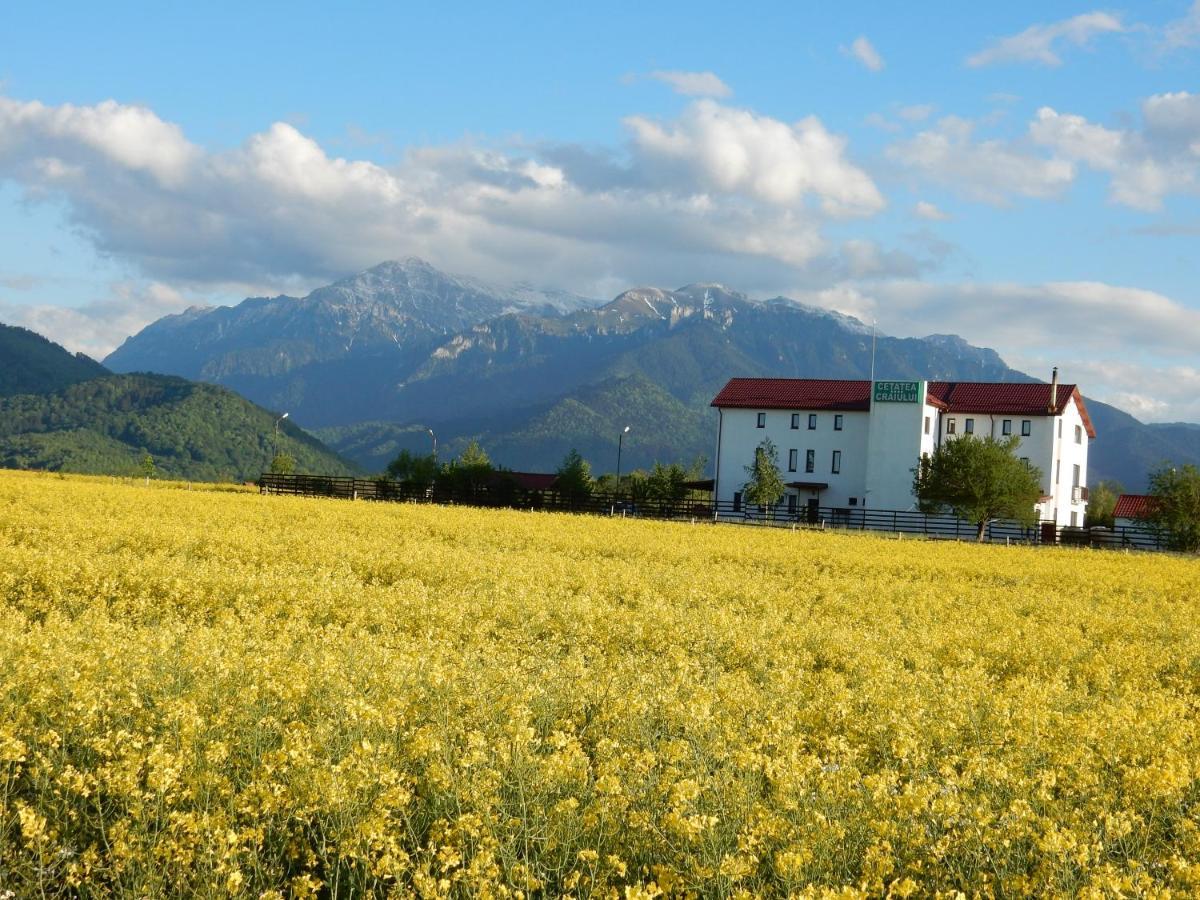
[616,425,631,493]
[273,412,289,461]
[428,428,437,461]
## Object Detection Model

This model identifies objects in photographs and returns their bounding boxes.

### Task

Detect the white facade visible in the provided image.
[713,379,1091,528]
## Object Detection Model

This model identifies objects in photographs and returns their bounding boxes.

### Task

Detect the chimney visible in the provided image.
[1049,367,1059,412]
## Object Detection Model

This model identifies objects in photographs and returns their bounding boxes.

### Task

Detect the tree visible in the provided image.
[138,452,155,484]
[1085,479,1123,528]
[269,452,296,475]
[1143,464,1200,552]
[912,435,1042,541]
[555,449,594,503]
[386,449,438,487]
[440,440,493,495]
[643,457,708,512]
[743,439,785,513]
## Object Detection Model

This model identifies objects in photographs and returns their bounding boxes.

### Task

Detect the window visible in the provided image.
[947,418,956,434]
[1021,420,1031,436]
[756,412,765,428]
[849,497,858,506]
[1058,419,1062,438]
[733,491,742,512]
[1056,460,1060,484]
[1002,419,1012,436]
[831,450,841,474]
[1075,424,1083,444]
[1020,457,1029,465]
[1070,511,1078,527]
[805,449,815,473]
[1073,463,1081,487]
[834,414,843,431]
[964,418,975,434]
[924,416,931,435]
[787,494,797,514]
[790,413,799,430]
[788,449,798,472]
[808,413,817,430]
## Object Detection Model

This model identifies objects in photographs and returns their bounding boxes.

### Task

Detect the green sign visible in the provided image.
[873,380,922,403]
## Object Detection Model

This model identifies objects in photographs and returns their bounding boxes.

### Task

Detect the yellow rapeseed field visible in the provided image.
[2,470,1200,898]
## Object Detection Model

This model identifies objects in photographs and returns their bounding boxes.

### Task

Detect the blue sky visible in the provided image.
[2,1,1199,419]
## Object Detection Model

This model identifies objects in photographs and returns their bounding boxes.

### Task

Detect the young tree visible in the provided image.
[1085,479,1123,528]
[269,452,296,475]
[386,449,438,487]
[646,461,688,511]
[555,449,594,503]
[912,435,1043,541]
[743,439,786,513]
[441,440,494,495]
[139,452,155,484]
[1143,464,1200,552]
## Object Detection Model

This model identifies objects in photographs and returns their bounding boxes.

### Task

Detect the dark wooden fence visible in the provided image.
[259,473,1165,549]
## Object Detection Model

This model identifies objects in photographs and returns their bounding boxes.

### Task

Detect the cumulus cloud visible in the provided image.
[888,93,1200,210]
[886,116,1075,204]
[914,200,951,220]
[625,99,884,215]
[1030,98,1200,210]
[0,92,897,351]
[647,70,732,98]
[967,11,1125,67]
[1161,0,1200,52]
[843,36,885,72]
[0,281,198,359]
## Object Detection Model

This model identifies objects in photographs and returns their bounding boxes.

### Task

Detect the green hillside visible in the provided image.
[0,374,358,482]
[0,322,109,395]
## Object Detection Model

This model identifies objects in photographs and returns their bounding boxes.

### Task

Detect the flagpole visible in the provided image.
[869,319,877,385]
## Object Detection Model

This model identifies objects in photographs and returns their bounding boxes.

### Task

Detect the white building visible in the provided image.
[711,373,1094,528]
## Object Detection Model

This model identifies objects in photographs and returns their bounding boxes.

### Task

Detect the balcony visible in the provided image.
[1072,485,1089,503]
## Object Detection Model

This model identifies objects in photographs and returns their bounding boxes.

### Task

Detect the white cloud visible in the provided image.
[0,92,897,353]
[1161,0,1200,51]
[886,116,1075,204]
[1030,101,1200,210]
[626,99,884,215]
[0,281,197,359]
[898,104,934,122]
[914,200,951,220]
[967,12,1124,67]
[867,279,1200,359]
[843,36,885,72]
[647,70,732,98]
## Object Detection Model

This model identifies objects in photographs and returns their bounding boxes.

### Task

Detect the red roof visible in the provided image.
[711,378,872,411]
[493,471,559,491]
[1113,494,1152,520]
[712,378,1096,437]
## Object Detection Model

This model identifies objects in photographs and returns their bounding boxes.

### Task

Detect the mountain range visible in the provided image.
[0,323,355,481]
[101,259,1200,491]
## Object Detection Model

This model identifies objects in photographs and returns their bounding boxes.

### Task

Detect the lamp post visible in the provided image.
[616,425,631,493]
[273,412,289,462]
[428,428,437,461]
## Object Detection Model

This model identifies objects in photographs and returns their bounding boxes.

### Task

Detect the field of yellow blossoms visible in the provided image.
[3,470,1200,897]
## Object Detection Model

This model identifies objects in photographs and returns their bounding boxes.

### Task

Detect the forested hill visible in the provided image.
[0,374,358,482]
[0,322,109,395]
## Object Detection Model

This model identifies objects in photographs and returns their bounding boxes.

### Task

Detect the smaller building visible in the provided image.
[1113,494,1151,529]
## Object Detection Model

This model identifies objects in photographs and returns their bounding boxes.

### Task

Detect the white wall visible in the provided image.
[863,390,929,510]
[937,401,1089,527]
[714,407,868,510]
